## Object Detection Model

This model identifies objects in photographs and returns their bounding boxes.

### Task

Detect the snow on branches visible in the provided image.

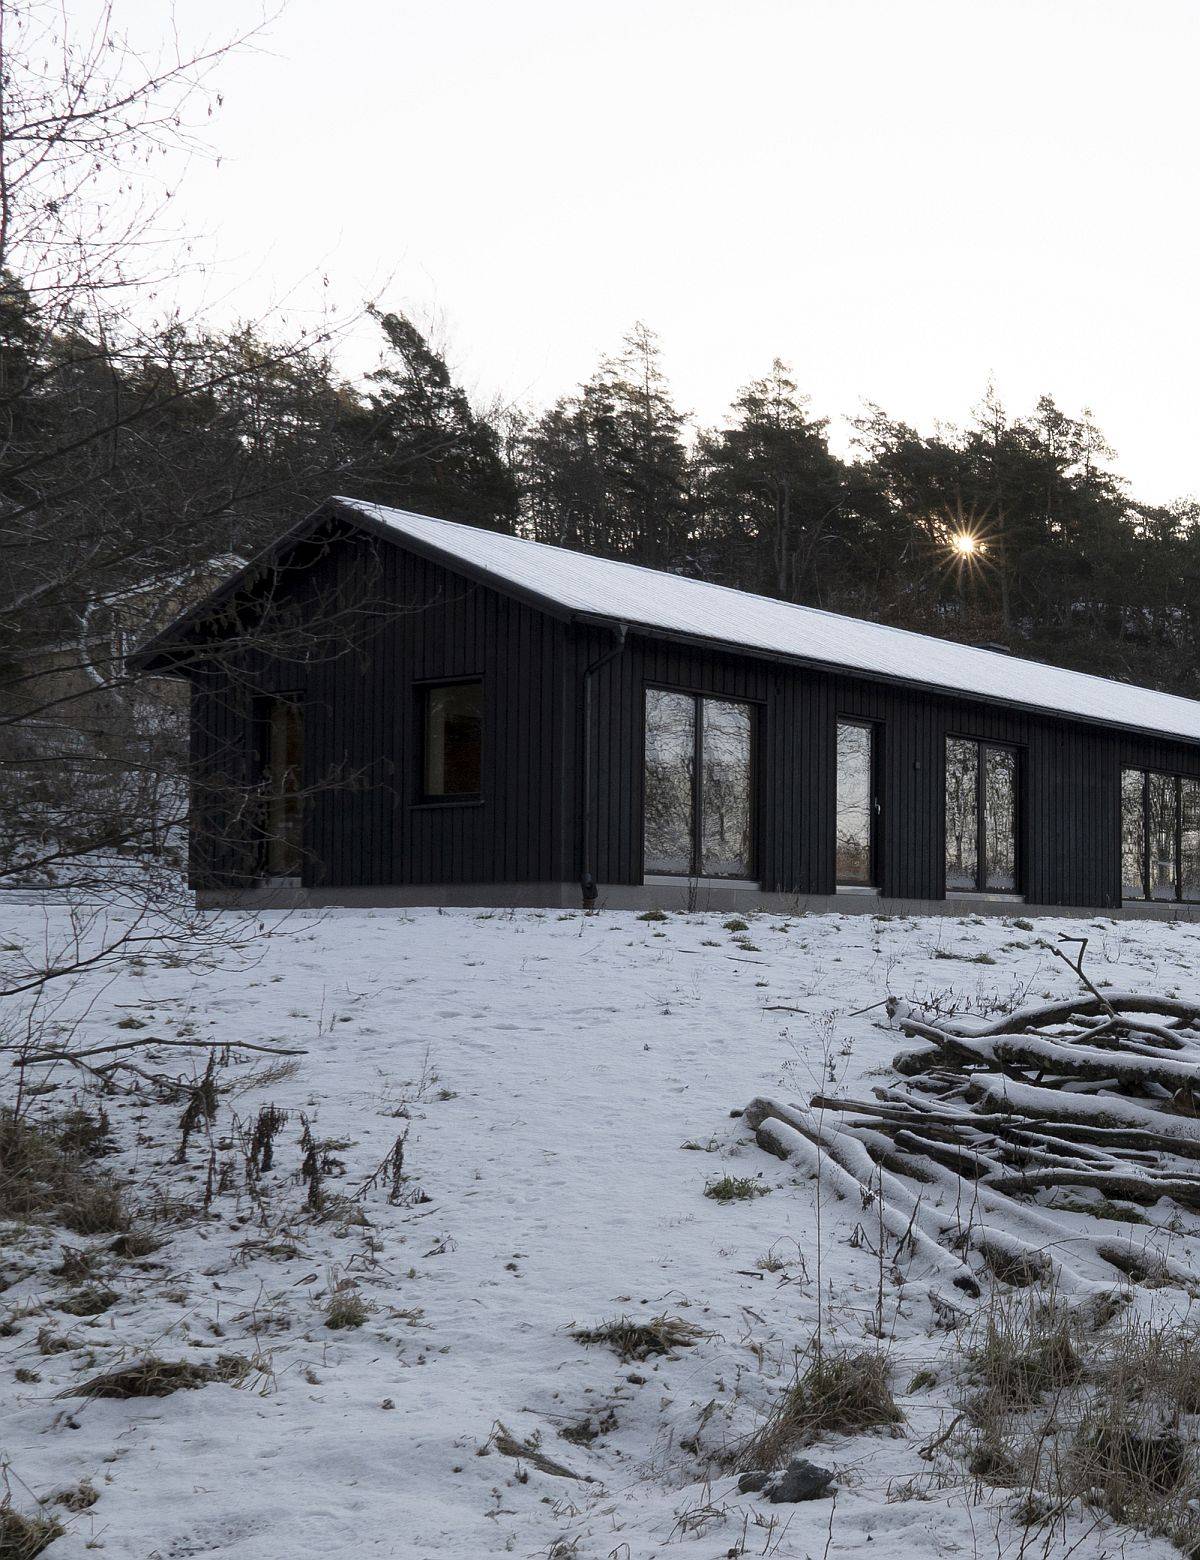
[744,938,1200,1302]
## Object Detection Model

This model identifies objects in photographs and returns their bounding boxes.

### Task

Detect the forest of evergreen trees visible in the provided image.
[6,282,1200,707]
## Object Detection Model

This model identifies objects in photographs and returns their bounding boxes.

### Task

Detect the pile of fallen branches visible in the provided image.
[745,939,1200,1299]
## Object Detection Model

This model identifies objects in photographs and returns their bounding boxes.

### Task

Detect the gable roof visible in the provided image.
[134,495,1200,746]
[336,498,1200,746]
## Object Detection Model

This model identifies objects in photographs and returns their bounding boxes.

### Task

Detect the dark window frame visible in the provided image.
[943,734,1023,895]
[416,675,485,806]
[1121,768,1200,904]
[834,717,881,888]
[641,685,758,882]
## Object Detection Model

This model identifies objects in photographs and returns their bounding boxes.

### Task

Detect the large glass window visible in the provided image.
[1149,772,1178,901]
[983,747,1018,891]
[1184,780,1200,902]
[644,689,753,879]
[1121,769,1146,900]
[701,700,754,878]
[945,737,1019,894]
[1122,769,1200,903]
[423,681,483,798]
[836,721,876,885]
[643,690,696,876]
[945,737,979,890]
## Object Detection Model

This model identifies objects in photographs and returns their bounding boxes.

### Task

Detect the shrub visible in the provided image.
[723,918,749,933]
[637,907,668,922]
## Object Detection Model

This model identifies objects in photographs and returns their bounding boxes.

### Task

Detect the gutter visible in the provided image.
[578,620,628,909]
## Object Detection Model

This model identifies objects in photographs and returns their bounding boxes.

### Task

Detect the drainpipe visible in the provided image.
[579,621,627,910]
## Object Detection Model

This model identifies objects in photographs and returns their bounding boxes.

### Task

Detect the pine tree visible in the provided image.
[519,323,689,568]
[343,310,518,529]
[694,360,848,599]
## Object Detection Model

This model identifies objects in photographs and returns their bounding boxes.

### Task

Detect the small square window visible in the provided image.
[423,681,482,798]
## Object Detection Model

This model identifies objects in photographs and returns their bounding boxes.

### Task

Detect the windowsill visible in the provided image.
[948,890,1025,902]
[644,874,761,888]
[837,883,879,895]
[411,797,485,810]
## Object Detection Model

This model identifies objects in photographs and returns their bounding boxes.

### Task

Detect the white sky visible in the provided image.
[101,0,1200,501]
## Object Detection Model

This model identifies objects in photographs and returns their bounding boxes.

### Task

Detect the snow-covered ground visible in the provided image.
[4,902,1200,1559]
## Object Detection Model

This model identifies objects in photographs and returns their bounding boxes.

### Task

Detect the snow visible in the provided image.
[5,901,1200,1558]
[337,498,1200,744]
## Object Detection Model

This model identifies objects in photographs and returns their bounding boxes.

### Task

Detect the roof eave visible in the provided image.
[597,616,1200,750]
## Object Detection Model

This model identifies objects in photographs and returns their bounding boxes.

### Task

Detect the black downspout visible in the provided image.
[579,621,628,909]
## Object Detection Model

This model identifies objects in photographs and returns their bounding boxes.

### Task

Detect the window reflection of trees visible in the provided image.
[945,737,978,890]
[643,690,694,876]
[644,690,753,879]
[836,723,872,884]
[1123,769,1200,904]
[701,701,752,878]
[945,737,1017,893]
[1184,780,1200,901]
[983,748,1016,891]
[1121,769,1146,899]
[1149,772,1178,901]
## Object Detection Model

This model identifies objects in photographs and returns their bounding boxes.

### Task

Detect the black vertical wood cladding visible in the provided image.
[186,529,1200,908]
[187,533,568,889]
[579,629,1200,909]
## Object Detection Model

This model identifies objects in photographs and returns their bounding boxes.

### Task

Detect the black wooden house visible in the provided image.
[134,497,1200,919]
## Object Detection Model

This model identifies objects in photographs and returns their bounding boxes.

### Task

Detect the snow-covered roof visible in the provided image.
[338,497,1200,745]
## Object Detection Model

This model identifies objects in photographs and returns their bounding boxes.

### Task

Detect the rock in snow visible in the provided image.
[739,1458,837,1502]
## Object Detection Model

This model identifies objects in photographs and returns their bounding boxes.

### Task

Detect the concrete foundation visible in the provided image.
[195,880,1200,922]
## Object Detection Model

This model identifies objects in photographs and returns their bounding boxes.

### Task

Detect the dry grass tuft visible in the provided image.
[571,1312,707,1362]
[950,1297,1200,1553]
[49,1246,95,1282]
[59,1181,127,1236]
[109,1228,161,1259]
[1063,1318,1200,1543]
[965,1294,1082,1414]
[704,1174,769,1203]
[490,1422,587,1480]
[57,1285,118,1317]
[65,1353,250,1399]
[738,1347,903,1471]
[48,1481,98,1513]
[324,1289,370,1330]
[0,1111,127,1235]
[0,1505,63,1559]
